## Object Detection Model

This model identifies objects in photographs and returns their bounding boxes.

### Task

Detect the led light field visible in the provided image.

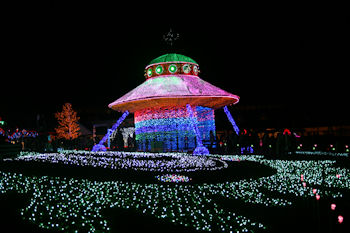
[0,152,349,233]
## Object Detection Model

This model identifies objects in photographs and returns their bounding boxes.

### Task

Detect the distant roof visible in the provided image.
[148,53,198,65]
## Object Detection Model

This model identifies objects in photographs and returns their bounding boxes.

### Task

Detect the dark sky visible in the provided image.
[1,3,349,129]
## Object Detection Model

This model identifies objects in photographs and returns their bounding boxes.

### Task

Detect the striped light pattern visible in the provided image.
[134,106,215,152]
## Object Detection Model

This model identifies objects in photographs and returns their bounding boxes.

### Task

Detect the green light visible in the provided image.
[168,64,177,73]
[2,153,349,232]
[155,65,163,74]
[147,68,152,77]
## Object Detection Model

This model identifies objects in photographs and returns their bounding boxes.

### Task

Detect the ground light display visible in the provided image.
[106,54,240,154]
[0,151,349,233]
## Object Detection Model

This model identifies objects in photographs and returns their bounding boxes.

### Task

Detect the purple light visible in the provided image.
[193,145,210,155]
[223,106,239,135]
[92,111,129,152]
[108,74,240,112]
[186,104,209,155]
[135,106,214,152]
[0,128,38,140]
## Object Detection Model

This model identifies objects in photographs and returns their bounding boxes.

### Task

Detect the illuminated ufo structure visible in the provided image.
[95,53,240,154]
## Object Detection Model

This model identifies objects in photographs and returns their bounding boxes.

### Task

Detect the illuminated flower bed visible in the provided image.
[9,151,227,172]
[156,174,192,183]
[1,153,349,233]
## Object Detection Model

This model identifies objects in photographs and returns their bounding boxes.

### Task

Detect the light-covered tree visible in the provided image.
[55,103,80,140]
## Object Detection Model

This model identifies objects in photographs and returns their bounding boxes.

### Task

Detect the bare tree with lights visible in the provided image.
[55,103,80,140]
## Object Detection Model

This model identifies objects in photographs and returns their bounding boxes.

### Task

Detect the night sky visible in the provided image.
[1,3,349,130]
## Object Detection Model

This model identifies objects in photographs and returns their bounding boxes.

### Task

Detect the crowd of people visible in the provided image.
[2,126,348,158]
[215,129,297,156]
[215,128,349,156]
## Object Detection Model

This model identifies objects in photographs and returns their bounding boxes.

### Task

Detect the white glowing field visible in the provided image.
[0,152,349,233]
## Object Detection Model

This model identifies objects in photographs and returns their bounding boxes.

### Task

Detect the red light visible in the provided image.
[316,194,320,200]
[283,129,291,135]
[338,215,343,224]
[331,204,336,210]
[336,174,341,178]
[312,189,317,194]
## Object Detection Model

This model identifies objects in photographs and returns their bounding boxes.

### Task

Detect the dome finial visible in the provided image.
[163,28,179,47]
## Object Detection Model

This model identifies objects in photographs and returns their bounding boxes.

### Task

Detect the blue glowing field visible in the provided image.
[0,151,349,233]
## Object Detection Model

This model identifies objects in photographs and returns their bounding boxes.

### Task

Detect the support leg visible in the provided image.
[92,111,129,152]
[223,106,239,135]
[186,104,209,155]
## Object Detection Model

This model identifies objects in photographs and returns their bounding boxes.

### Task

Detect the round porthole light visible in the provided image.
[182,64,191,74]
[147,68,153,77]
[193,65,199,75]
[168,64,177,73]
[155,65,163,74]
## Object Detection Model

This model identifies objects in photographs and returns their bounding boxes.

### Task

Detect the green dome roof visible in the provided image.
[149,53,198,65]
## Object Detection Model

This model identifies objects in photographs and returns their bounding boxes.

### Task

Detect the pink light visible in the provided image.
[338,215,343,224]
[108,74,240,112]
[301,174,304,181]
[312,189,317,194]
[135,106,190,122]
[302,182,306,187]
[316,194,320,200]
[336,174,341,178]
[331,204,336,210]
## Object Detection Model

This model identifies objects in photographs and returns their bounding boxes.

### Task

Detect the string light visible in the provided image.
[135,106,214,152]
[0,128,38,140]
[92,111,129,151]
[186,104,210,155]
[223,106,239,135]
[10,151,228,172]
[1,152,349,232]
[292,151,349,157]
[156,174,191,183]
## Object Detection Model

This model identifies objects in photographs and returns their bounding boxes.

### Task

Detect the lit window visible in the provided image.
[182,64,191,74]
[168,64,177,73]
[193,66,199,75]
[147,68,153,77]
[155,65,163,74]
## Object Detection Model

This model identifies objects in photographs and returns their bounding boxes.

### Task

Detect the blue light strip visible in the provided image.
[223,106,239,135]
[135,119,197,151]
[186,104,209,155]
[135,117,192,134]
[92,111,129,151]
[134,106,215,152]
